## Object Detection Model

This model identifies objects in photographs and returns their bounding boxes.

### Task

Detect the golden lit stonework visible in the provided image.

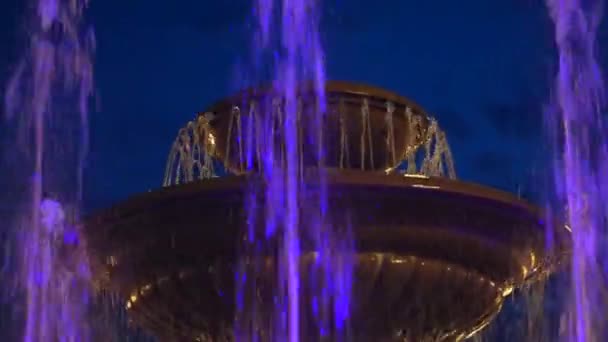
[84,81,570,341]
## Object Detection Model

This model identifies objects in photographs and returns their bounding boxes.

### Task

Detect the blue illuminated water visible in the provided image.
[545,0,606,340]
[3,0,95,340]
[235,0,353,341]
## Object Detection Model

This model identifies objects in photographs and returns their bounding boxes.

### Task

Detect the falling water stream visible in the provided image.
[545,0,606,341]
[235,0,353,341]
[3,0,95,341]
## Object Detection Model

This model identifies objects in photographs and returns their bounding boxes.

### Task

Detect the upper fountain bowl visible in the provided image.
[188,81,452,176]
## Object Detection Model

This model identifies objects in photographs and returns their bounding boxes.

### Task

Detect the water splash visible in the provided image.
[545,0,606,340]
[2,0,95,340]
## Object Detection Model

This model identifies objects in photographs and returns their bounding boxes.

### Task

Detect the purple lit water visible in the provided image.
[545,0,606,340]
[235,0,353,341]
[3,0,95,340]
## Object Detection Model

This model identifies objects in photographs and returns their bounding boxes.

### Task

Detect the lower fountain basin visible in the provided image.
[84,170,570,341]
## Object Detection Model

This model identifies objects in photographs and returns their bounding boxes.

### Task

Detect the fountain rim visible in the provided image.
[84,169,571,279]
[84,169,571,264]
[200,80,430,117]
[85,168,567,242]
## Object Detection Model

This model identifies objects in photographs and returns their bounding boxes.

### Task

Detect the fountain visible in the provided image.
[0,0,586,341]
[83,80,570,341]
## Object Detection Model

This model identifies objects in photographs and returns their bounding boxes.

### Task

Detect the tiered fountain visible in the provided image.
[84,81,570,341]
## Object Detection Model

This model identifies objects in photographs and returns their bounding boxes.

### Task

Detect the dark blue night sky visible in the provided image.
[4,0,602,211]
